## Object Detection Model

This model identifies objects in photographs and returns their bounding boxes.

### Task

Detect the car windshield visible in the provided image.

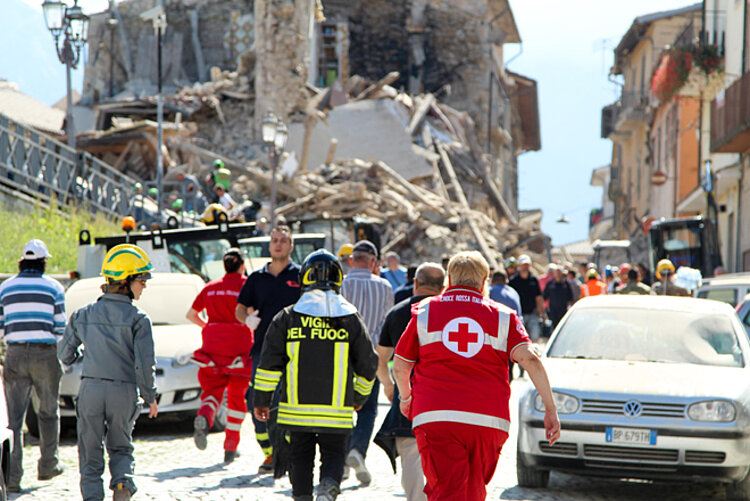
[547,307,744,367]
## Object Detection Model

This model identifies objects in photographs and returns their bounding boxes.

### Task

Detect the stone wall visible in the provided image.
[82,0,254,104]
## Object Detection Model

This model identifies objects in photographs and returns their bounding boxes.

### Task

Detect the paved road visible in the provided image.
[11,377,727,500]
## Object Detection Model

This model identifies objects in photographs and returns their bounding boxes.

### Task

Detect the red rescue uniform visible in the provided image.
[191,273,254,452]
[395,286,531,501]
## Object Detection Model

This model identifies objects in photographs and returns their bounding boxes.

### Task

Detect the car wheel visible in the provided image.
[727,469,750,500]
[516,448,550,488]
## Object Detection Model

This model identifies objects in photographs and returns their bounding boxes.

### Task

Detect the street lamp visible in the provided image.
[140,4,167,221]
[262,112,288,227]
[42,0,90,149]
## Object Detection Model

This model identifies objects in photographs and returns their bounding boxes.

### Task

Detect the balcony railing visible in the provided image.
[710,72,750,153]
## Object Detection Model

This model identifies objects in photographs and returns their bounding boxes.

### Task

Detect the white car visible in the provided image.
[517,295,750,499]
[28,273,225,434]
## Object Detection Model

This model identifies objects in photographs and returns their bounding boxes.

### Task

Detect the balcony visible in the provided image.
[711,72,750,153]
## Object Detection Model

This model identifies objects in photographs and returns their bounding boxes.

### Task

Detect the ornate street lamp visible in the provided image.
[42,0,89,149]
[262,112,287,227]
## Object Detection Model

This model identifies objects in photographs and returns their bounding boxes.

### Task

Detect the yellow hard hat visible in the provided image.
[586,268,598,280]
[200,203,227,224]
[101,244,153,282]
[656,258,675,280]
[337,243,354,258]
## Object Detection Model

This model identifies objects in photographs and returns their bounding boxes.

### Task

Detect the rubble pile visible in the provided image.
[90,68,546,266]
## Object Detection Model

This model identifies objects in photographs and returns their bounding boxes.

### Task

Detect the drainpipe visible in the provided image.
[743,0,748,75]
[737,154,745,271]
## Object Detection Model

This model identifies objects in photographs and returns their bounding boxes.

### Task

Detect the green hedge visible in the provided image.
[0,201,119,274]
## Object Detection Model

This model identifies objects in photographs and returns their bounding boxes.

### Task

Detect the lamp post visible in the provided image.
[141,5,167,221]
[261,112,288,228]
[42,0,90,149]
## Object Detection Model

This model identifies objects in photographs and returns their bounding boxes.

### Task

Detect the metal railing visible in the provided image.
[0,112,137,218]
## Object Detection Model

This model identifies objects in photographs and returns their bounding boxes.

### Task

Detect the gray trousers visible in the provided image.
[3,343,62,487]
[395,437,426,501]
[77,378,140,501]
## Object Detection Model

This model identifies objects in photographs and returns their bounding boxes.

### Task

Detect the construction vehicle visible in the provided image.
[648,216,722,279]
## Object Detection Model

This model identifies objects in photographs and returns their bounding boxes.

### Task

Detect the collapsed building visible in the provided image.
[77,0,545,267]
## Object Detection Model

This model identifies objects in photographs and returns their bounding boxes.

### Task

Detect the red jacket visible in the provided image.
[395,286,531,432]
[191,273,253,363]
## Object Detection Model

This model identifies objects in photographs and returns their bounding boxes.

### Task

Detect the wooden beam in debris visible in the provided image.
[353,71,400,100]
[373,161,442,211]
[406,93,435,136]
[434,139,496,264]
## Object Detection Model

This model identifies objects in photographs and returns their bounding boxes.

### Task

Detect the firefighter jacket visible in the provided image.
[254,289,378,434]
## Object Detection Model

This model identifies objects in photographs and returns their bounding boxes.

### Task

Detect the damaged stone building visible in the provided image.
[77,0,544,264]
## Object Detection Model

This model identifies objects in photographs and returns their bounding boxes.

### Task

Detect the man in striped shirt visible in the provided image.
[0,239,66,492]
[340,240,394,485]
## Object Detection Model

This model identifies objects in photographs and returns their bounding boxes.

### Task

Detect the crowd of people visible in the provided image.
[5,231,703,501]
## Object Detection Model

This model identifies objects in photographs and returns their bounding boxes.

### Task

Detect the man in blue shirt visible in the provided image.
[380,251,407,290]
[489,269,521,315]
[0,240,66,492]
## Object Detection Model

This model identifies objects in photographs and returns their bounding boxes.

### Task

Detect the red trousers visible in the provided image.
[197,366,252,451]
[414,421,509,501]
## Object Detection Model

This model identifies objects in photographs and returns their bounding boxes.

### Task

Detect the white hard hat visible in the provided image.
[22,239,52,260]
[517,254,532,265]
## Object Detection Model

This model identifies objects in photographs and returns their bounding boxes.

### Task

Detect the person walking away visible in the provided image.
[489,269,521,315]
[582,268,607,297]
[488,268,522,381]
[235,225,301,473]
[617,263,631,289]
[652,259,690,296]
[394,266,418,303]
[187,248,253,463]
[543,265,573,331]
[393,251,561,501]
[508,254,546,340]
[375,263,445,501]
[616,268,652,295]
[381,251,408,290]
[341,240,394,484]
[565,267,582,303]
[58,244,159,501]
[0,240,66,493]
[254,250,378,501]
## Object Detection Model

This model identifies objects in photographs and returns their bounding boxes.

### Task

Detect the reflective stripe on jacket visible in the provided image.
[253,303,378,433]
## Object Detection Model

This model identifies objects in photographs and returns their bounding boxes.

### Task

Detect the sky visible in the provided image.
[5,0,699,246]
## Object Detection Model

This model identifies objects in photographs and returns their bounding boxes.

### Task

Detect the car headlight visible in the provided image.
[688,400,736,422]
[171,353,193,368]
[534,391,579,414]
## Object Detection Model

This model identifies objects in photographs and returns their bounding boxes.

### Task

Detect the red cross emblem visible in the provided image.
[441,317,484,358]
[449,323,478,352]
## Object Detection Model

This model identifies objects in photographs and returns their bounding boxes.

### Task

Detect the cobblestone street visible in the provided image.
[11,378,727,500]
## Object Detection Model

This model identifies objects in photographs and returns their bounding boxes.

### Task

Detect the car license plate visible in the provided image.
[606,427,656,445]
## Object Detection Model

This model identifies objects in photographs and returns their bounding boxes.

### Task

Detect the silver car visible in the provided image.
[517,295,750,499]
[28,273,226,434]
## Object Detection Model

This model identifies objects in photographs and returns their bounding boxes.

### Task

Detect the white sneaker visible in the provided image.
[344,449,371,485]
[341,466,350,481]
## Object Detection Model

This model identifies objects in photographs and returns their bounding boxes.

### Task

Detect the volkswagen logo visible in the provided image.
[623,400,642,417]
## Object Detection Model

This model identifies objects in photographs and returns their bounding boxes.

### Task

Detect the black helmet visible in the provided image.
[300,249,344,293]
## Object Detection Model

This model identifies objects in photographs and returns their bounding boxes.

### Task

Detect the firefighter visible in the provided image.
[58,244,159,501]
[253,250,378,501]
[186,248,254,463]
